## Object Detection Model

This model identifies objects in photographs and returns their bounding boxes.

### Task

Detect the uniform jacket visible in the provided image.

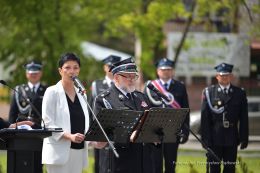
[41,81,90,165]
[91,79,110,100]
[9,83,47,124]
[144,79,190,139]
[201,84,248,146]
[94,84,155,173]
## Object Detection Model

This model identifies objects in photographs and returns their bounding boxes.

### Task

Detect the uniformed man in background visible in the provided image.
[90,55,121,173]
[94,57,155,173]
[8,60,47,173]
[200,62,248,173]
[144,58,190,173]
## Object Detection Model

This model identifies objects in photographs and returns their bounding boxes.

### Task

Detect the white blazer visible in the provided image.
[42,81,89,165]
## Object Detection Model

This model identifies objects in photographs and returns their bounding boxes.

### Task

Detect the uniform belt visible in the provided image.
[214,122,235,128]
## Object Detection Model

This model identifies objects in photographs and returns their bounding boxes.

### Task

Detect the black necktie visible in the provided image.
[126,93,132,100]
[32,86,36,93]
[224,88,228,95]
[164,83,168,90]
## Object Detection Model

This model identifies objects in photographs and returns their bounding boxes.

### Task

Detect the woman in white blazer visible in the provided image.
[42,53,90,173]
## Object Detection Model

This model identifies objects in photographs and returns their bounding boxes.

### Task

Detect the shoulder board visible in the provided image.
[99,90,110,98]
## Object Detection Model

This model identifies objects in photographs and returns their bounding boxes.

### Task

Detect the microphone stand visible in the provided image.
[71,77,119,158]
[0,80,45,130]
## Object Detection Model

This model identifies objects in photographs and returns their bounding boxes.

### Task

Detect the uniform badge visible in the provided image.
[217,101,222,106]
[214,105,218,109]
[118,94,124,101]
[141,101,148,107]
[217,87,222,92]
[25,87,29,91]
[39,87,43,91]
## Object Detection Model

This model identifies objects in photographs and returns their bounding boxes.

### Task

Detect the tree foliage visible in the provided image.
[0,0,259,85]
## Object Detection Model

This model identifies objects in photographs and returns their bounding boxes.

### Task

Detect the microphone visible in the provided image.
[147,82,171,102]
[71,76,87,94]
[0,80,7,85]
[0,79,45,129]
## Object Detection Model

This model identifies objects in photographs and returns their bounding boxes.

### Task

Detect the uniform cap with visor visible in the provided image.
[156,58,175,69]
[24,61,42,74]
[109,57,138,75]
[102,55,121,67]
[214,62,233,75]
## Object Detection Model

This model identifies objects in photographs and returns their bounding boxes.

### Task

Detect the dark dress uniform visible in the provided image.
[201,84,248,173]
[201,63,248,173]
[9,83,47,126]
[90,55,121,173]
[94,84,155,173]
[144,58,190,173]
[144,79,190,173]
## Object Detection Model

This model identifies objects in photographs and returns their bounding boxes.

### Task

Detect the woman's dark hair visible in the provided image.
[58,52,81,68]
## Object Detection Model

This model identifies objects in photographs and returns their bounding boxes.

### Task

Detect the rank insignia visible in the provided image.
[141,101,148,107]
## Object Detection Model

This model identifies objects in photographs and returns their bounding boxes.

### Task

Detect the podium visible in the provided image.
[86,109,143,143]
[0,128,61,173]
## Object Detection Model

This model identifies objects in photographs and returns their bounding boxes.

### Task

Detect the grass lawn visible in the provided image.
[0,149,259,173]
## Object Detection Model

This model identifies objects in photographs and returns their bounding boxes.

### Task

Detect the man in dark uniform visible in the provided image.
[94,57,155,173]
[90,55,121,173]
[8,60,47,173]
[200,62,248,173]
[144,58,190,173]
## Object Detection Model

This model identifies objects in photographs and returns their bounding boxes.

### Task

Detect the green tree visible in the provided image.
[0,0,104,86]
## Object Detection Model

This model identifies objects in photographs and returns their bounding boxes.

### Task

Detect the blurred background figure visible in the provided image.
[144,58,190,173]
[90,54,121,173]
[9,60,47,127]
[201,62,248,173]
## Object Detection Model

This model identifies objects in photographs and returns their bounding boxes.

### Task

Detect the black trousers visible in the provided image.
[152,143,179,173]
[94,149,99,173]
[208,145,237,173]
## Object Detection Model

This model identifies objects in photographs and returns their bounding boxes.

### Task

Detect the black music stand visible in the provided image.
[132,107,189,143]
[0,128,62,173]
[86,109,143,143]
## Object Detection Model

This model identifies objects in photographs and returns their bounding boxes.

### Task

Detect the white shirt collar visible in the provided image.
[159,79,172,87]
[219,84,230,90]
[114,84,132,97]
[105,76,113,87]
[28,82,40,91]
